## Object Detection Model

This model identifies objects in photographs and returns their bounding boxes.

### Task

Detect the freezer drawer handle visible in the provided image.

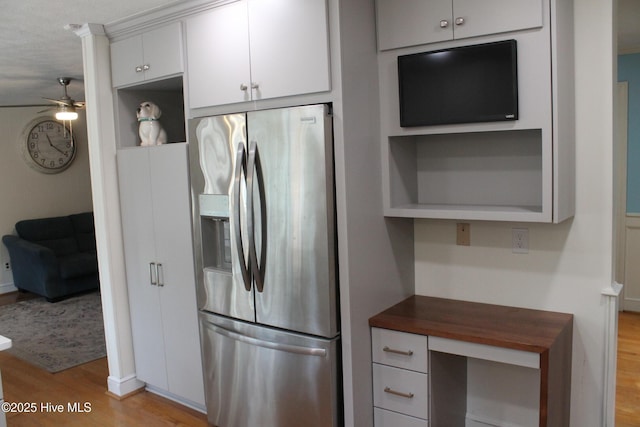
[207,320,327,357]
[383,346,414,357]
[233,142,252,291]
[384,387,414,399]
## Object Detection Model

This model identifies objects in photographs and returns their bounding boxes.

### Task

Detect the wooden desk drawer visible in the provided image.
[373,363,428,419]
[371,327,428,372]
[374,407,428,427]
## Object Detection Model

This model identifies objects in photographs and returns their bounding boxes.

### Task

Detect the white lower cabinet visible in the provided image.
[371,327,429,426]
[117,143,205,407]
[374,408,428,427]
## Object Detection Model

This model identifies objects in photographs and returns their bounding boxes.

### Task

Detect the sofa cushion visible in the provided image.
[70,212,96,253]
[58,252,99,279]
[15,216,78,256]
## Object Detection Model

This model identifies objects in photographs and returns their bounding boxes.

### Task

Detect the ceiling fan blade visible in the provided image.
[37,106,55,114]
[73,101,86,109]
[42,97,69,106]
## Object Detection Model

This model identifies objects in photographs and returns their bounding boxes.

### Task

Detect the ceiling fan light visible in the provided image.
[55,105,78,121]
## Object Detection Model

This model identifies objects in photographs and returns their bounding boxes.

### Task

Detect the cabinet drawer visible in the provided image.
[372,327,428,372]
[373,363,428,419]
[374,407,428,427]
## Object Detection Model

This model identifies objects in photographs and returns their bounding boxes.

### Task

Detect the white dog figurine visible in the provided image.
[137,101,167,146]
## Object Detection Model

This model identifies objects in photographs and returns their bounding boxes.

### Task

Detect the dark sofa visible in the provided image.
[2,212,99,302]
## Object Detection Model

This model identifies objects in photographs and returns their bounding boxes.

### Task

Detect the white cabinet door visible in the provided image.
[117,147,167,389]
[148,144,205,406]
[453,0,543,40]
[376,0,543,50]
[186,0,330,108]
[376,0,452,50]
[117,144,204,406]
[111,35,145,87]
[247,0,330,100]
[111,22,184,88]
[186,1,252,108]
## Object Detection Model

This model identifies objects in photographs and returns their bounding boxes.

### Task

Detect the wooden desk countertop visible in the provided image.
[369,295,573,354]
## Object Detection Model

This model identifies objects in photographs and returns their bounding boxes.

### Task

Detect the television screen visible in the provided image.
[398,40,518,127]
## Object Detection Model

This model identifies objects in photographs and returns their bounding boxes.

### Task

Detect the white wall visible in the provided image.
[413,1,613,425]
[0,108,93,288]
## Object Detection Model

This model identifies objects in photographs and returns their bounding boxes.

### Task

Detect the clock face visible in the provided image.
[24,119,76,173]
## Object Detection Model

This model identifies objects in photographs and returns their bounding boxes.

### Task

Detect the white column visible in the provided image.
[74,24,144,397]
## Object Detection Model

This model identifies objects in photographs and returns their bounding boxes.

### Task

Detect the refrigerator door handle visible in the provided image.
[233,142,252,291]
[204,319,327,357]
[247,139,267,293]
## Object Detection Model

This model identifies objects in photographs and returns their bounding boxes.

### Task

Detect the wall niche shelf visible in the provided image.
[114,76,186,149]
[385,129,547,222]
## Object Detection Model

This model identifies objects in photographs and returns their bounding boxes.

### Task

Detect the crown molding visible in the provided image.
[104,0,237,41]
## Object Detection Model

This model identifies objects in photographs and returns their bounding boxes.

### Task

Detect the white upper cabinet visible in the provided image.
[376,0,543,50]
[247,0,330,101]
[186,0,331,109]
[111,22,184,87]
[186,1,252,107]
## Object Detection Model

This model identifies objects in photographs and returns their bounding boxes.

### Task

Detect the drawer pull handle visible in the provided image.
[384,386,414,399]
[383,346,413,356]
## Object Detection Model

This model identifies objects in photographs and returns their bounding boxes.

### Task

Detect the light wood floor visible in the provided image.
[0,292,207,426]
[617,311,640,427]
[0,353,208,426]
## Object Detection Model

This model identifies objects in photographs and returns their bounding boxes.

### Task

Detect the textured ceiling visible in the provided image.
[0,0,177,107]
[1,0,639,108]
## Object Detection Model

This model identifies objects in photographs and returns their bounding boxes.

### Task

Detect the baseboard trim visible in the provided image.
[145,384,206,414]
[107,374,145,398]
[0,283,17,295]
[105,387,144,401]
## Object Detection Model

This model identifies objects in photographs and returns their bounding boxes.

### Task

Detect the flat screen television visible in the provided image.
[398,39,518,127]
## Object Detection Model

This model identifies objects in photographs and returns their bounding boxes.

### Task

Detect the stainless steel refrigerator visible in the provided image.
[188,104,341,427]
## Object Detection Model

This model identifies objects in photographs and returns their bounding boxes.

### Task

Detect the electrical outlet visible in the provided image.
[457,223,470,246]
[512,228,529,254]
[4,262,10,271]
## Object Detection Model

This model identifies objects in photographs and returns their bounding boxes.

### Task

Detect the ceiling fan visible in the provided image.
[41,77,85,120]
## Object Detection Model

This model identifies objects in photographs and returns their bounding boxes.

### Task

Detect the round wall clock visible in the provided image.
[21,117,77,174]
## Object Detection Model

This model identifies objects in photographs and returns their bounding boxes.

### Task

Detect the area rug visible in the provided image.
[0,291,106,373]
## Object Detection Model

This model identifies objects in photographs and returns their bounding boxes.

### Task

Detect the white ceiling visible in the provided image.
[0,0,177,107]
[1,0,639,108]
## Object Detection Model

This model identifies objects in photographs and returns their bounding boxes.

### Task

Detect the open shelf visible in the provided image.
[384,129,549,222]
[115,76,186,148]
